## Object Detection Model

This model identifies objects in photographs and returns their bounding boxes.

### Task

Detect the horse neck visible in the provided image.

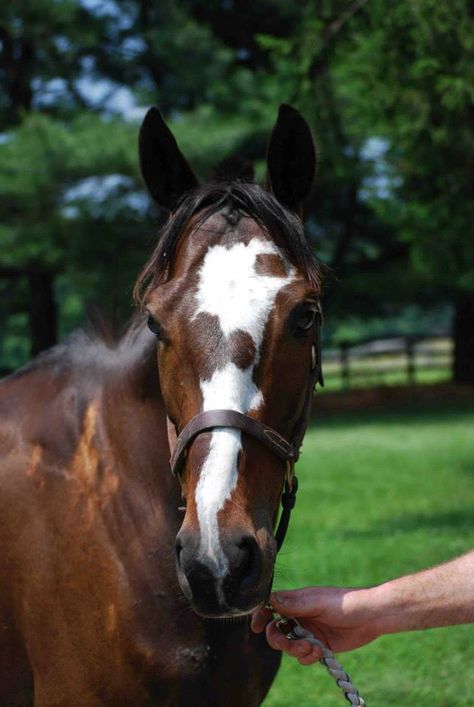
[97,329,181,513]
[74,332,183,601]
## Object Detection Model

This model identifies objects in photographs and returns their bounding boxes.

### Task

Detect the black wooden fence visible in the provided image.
[323,334,452,390]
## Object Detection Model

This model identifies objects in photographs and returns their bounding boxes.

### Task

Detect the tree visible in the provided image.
[0,0,135,357]
[0,112,147,359]
[259,0,473,375]
[332,0,474,380]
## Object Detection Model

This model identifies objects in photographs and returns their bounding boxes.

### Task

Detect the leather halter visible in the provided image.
[170,410,296,474]
[167,308,323,552]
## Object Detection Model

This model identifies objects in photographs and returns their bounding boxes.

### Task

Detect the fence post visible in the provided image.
[405,336,416,385]
[340,341,350,389]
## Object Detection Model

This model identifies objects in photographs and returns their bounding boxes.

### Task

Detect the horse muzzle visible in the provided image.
[175,529,274,617]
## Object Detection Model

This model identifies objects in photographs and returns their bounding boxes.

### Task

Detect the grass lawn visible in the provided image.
[263,401,474,707]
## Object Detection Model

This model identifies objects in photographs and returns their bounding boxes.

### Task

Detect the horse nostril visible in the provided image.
[237,538,252,572]
[233,535,260,588]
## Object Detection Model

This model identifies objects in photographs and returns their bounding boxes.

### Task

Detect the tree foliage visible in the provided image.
[333,0,474,294]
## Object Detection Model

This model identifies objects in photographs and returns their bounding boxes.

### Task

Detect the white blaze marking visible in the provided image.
[194,240,292,352]
[194,239,294,574]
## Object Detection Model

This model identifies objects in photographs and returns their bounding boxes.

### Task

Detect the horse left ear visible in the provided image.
[139,107,198,210]
[266,104,316,213]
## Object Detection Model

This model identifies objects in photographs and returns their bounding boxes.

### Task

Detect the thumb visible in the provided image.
[270,587,324,618]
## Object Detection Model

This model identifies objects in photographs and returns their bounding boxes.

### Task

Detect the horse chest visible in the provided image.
[135,622,280,707]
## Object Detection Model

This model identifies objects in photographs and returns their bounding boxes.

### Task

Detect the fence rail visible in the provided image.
[322,335,452,390]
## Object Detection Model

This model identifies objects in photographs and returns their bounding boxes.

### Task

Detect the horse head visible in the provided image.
[136,105,322,618]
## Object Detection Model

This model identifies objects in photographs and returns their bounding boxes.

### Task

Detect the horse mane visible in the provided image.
[3,314,153,383]
[134,180,322,305]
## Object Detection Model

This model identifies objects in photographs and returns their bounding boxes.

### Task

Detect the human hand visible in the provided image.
[251,586,380,665]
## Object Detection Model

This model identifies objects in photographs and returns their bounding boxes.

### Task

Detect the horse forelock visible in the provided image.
[134,180,322,306]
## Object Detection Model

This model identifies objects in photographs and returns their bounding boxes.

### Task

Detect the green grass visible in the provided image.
[263,402,474,707]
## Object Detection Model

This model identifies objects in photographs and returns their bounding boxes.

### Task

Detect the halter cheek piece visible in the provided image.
[167,309,323,552]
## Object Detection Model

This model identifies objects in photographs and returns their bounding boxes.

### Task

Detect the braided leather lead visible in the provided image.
[275,617,366,706]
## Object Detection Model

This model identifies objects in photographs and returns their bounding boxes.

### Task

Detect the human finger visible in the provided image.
[298,644,324,665]
[251,605,272,633]
[265,621,313,659]
[270,587,324,618]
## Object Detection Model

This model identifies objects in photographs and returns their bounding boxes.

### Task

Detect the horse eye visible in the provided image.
[147,314,162,339]
[295,307,317,332]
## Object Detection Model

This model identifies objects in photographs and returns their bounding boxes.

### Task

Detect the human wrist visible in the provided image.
[341,585,389,641]
[347,582,410,640]
[368,577,426,636]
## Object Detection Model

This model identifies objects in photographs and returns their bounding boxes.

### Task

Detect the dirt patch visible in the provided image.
[312,382,474,416]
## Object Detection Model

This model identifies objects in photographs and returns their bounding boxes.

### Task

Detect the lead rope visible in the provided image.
[267,609,366,706]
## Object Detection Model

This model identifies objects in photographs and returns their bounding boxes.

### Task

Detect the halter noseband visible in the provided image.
[167,309,323,552]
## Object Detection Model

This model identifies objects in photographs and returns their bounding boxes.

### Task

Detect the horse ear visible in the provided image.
[266,104,316,213]
[139,107,198,210]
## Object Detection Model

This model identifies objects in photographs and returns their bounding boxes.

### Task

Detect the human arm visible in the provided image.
[251,551,474,665]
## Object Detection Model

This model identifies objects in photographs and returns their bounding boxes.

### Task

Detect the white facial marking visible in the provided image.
[194,240,293,353]
[194,238,294,574]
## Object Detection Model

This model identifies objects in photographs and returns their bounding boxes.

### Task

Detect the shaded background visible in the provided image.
[1,0,473,386]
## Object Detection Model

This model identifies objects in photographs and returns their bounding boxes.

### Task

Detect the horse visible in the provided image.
[0,104,323,706]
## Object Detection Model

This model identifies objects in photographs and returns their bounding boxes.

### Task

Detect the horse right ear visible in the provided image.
[266,104,316,213]
[139,107,198,211]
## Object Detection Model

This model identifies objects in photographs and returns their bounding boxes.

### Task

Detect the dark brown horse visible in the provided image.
[0,105,322,706]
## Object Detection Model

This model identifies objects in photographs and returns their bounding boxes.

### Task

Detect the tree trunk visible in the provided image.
[28,270,57,357]
[453,293,474,383]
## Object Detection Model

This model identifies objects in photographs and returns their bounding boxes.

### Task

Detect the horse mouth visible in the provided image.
[176,564,271,619]
[188,600,264,620]
[193,605,260,620]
